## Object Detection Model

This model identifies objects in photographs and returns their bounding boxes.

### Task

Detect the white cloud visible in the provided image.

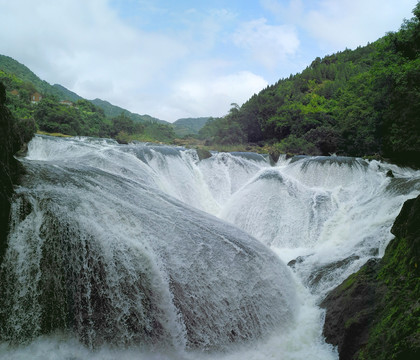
[0,0,188,117]
[162,68,268,120]
[303,0,418,50]
[0,0,250,121]
[232,18,300,70]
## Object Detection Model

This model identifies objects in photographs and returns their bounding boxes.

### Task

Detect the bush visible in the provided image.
[274,135,319,155]
[14,118,36,144]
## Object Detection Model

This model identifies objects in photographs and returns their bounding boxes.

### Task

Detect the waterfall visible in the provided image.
[1,135,419,360]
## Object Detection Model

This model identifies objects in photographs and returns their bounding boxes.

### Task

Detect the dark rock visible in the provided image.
[386,170,394,178]
[321,195,420,360]
[0,84,19,262]
[196,148,212,161]
[307,255,360,289]
[287,255,307,268]
[320,259,381,360]
[391,196,420,241]
[0,82,32,263]
[268,151,280,164]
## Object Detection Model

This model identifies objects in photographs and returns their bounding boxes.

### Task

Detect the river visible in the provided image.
[1,135,419,359]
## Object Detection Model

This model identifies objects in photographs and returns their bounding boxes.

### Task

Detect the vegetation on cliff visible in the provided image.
[198,3,420,167]
[0,82,35,263]
[321,195,420,360]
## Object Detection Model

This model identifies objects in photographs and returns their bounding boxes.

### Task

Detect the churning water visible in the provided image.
[1,135,419,360]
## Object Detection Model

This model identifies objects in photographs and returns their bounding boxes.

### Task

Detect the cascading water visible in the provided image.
[1,135,419,360]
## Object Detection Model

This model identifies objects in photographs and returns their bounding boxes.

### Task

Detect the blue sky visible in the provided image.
[0,0,418,122]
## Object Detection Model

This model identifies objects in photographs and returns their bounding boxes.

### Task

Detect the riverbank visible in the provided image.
[321,194,420,359]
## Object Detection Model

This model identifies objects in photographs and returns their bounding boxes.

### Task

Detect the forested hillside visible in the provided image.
[0,55,84,102]
[90,98,168,125]
[0,55,176,143]
[172,117,211,136]
[199,3,420,167]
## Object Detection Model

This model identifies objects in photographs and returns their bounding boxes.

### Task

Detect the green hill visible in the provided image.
[0,55,176,143]
[0,55,53,95]
[199,2,420,167]
[0,54,167,125]
[52,84,83,102]
[0,55,83,103]
[90,98,168,125]
[172,117,211,136]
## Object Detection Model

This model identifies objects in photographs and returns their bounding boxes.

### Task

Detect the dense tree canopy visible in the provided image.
[199,2,420,167]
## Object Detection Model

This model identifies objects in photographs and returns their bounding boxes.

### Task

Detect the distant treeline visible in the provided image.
[0,70,176,144]
[198,3,420,167]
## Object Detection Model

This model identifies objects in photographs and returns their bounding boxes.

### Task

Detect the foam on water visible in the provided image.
[1,135,420,359]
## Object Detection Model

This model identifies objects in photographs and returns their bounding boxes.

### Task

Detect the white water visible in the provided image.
[1,135,420,360]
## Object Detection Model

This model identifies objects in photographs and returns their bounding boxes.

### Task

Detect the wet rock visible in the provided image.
[287,256,307,268]
[0,83,25,263]
[321,195,420,360]
[391,196,420,241]
[196,148,212,161]
[306,255,360,288]
[320,258,381,360]
[386,169,394,178]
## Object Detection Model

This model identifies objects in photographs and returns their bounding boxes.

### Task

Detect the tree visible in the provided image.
[111,113,135,137]
[34,98,82,135]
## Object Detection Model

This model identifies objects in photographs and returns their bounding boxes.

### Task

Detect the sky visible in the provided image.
[0,0,417,122]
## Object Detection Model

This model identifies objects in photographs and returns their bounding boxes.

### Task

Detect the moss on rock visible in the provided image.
[0,82,32,263]
[321,195,420,359]
[195,147,212,161]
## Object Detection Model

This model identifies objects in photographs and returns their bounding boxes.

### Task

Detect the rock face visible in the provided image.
[0,83,26,262]
[321,195,420,360]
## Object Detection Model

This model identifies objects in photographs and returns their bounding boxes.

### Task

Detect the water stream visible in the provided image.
[1,135,419,359]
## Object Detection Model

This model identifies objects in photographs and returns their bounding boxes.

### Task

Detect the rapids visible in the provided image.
[1,135,419,360]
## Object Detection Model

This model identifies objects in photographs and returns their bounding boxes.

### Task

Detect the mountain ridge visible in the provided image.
[0,54,212,134]
[89,98,169,124]
[0,54,168,125]
[172,117,211,136]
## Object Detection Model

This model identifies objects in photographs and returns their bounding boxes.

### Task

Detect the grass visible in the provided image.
[36,131,72,138]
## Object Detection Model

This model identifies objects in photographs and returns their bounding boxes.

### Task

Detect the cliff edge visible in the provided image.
[321,194,420,359]
[0,82,32,262]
